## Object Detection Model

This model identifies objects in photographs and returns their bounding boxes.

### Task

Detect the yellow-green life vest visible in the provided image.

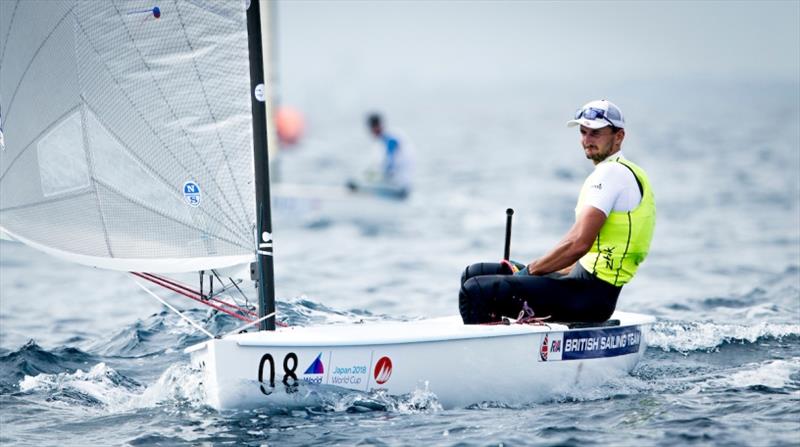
[576,156,656,287]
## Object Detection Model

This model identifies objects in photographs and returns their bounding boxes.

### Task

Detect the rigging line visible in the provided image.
[130,274,215,339]
[145,273,257,318]
[174,1,250,227]
[230,274,251,308]
[133,272,252,322]
[71,17,249,238]
[3,5,74,125]
[203,276,243,300]
[107,1,251,233]
[0,0,20,66]
[211,268,251,309]
[141,272,257,318]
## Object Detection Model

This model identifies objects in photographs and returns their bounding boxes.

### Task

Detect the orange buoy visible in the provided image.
[274,106,304,146]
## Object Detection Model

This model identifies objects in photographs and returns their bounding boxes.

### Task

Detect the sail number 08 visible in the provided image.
[258,352,299,395]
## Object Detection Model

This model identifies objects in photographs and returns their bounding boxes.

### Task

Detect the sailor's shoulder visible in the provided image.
[583,162,638,195]
[591,160,632,178]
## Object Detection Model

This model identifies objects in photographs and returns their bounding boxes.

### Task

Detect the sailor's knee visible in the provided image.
[459,277,483,323]
[461,263,482,285]
[460,266,470,286]
[462,262,503,285]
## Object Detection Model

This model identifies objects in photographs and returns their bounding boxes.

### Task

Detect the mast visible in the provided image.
[247,0,276,331]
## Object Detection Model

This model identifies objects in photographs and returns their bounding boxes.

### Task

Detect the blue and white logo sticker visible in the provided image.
[183,181,201,207]
[537,326,641,362]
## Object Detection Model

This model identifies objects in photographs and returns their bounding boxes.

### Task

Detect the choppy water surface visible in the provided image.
[2,79,798,446]
[1,6,799,443]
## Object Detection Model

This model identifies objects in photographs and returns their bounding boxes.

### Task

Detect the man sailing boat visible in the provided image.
[459,100,656,324]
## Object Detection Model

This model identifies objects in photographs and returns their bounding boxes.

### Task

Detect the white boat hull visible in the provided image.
[187,311,654,410]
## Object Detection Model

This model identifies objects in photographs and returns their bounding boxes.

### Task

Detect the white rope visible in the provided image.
[130,275,215,339]
[222,311,276,338]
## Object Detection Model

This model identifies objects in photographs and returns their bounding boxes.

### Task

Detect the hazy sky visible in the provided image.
[276,0,800,86]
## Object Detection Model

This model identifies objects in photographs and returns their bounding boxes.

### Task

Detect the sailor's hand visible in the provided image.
[526,260,538,275]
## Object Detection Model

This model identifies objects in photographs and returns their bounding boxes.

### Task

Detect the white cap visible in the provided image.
[567,99,625,129]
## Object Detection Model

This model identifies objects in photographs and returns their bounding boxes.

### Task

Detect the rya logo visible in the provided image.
[540,334,549,361]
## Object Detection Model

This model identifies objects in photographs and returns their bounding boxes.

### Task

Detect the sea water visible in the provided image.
[1,78,797,446]
[2,6,799,446]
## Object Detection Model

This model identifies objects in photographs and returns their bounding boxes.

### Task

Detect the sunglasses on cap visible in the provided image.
[575,107,616,127]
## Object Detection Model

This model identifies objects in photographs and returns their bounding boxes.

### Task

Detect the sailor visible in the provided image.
[348,113,414,195]
[459,100,656,324]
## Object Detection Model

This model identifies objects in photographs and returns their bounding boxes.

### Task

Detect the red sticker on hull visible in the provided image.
[374,356,393,384]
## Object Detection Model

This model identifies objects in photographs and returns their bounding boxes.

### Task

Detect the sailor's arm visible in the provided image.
[526,206,606,275]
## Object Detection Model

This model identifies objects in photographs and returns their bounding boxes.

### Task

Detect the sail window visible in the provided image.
[85,109,192,223]
[37,111,90,197]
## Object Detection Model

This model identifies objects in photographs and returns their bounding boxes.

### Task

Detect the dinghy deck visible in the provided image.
[190,311,652,349]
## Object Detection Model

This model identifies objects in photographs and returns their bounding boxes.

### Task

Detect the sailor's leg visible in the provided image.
[459,274,525,324]
[459,274,621,324]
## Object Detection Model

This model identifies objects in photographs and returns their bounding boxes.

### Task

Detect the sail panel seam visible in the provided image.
[72,11,249,237]
[3,5,75,126]
[175,2,250,229]
[0,105,81,182]
[80,104,115,258]
[108,2,251,235]
[93,177,251,250]
[0,0,20,66]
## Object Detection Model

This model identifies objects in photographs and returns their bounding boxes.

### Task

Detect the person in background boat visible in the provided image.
[346,112,414,199]
[459,100,656,324]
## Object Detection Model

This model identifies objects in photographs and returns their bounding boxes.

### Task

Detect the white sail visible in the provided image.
[0,0,256,272]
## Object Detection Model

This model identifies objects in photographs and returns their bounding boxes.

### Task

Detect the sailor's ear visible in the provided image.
[614,128,626,144]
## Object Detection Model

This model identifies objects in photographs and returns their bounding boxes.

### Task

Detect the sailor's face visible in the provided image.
[580,125,622,163]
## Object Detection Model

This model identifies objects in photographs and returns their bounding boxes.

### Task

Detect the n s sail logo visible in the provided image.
[183,181,201,207]
[373,356,392,385]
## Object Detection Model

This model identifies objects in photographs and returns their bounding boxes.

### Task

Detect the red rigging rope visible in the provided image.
[131,272,288,327]
[144,273,258,318]
[132,272,251,322]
